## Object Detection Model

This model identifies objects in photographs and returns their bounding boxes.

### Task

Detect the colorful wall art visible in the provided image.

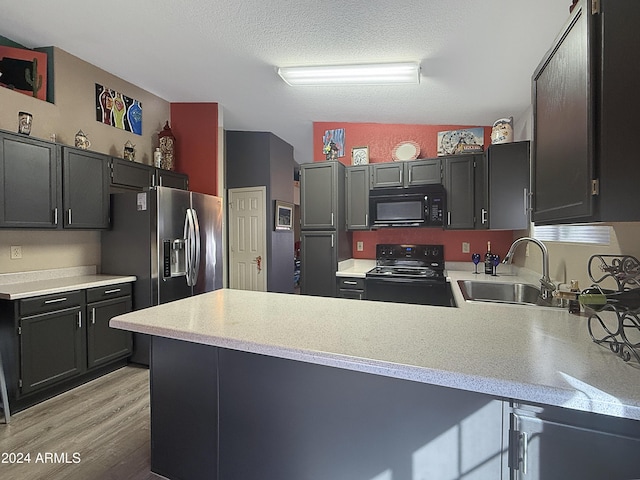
[95,83,142,135]
[0,45,48,100]
[322,128,345,158]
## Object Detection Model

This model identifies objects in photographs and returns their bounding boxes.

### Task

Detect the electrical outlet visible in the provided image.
[462,242,470,253]
[10,245,22,259]
[356,241,364,252]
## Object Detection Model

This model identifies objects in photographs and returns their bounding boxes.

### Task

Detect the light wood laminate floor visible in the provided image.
[0,365,160,480]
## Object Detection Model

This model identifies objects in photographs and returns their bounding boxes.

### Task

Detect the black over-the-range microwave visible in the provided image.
[369,185,446,227]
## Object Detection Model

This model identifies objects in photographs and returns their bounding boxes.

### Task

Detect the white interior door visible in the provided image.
[228,187,267,291]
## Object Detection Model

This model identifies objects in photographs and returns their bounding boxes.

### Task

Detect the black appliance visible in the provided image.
[365,244,455,307]
[369,185,445,228]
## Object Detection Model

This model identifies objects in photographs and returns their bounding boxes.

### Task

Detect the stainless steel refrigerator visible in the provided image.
[101,186,223,365]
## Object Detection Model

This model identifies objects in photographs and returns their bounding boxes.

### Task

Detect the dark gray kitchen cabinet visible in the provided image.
[301,161,345,230]
[510,402,640,479]
[405,158,442,186]
[346,165,369,230]
[444,155,476,229]
[62,147,110,229]
[532,0,640,224]
[370,162,404,188]
[156,169,188,190]
[476,142,531,230]
[110,157,188,192]
[336,276,365,300]
[300,231,338,297]
[0,130,59,228]
[18,291,85,395]
[86,284,132,369]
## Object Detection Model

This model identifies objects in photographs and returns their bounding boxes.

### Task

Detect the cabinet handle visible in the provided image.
[520,432,528,475]
[78,311,82,329]
[331,236,334,248]
[408,169,412,183]
[331,212,334,226]
[68,209,72,225]
[344,280,358,285]
[104,288,121,294]
[447,211,451,226]
[481,208,488,224]
[523,188,529,219]
[44,297,67,304]
[53,207,58,225]
[399,170,402,183]
[91,307,96,325]
[159,175,163,187]
[365,213,368,226]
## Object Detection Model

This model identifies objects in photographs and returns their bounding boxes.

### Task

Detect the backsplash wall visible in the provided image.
[312,121,513,260]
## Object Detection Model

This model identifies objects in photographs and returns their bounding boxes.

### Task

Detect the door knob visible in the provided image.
[256,256,262,272]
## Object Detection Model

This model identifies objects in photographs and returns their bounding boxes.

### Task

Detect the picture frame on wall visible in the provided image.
[275,200,293,230]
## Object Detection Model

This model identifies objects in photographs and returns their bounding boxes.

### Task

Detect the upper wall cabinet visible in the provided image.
[443,155,476,230]
[301,161,346,230]
[0,130,110,229]
[346,165,369,230]
[532,0,640,224]
[110,157,188,192]
[62,147,110,229]
[0,131,59,228]
[370,159,442,189]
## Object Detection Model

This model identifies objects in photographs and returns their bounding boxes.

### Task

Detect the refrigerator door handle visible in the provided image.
[191,208,201,287]
[183,209,194,286]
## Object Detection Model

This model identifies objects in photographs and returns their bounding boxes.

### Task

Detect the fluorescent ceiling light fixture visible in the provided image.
[277,62,420,86]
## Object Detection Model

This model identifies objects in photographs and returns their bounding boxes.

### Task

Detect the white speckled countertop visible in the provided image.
[0,266,136,300]
[111,268,640,422]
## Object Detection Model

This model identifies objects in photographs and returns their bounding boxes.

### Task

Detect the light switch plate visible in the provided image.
[462,242,470,253]
[356,241,364,251]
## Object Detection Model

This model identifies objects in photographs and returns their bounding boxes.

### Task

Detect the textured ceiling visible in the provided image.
[0,0,570,163]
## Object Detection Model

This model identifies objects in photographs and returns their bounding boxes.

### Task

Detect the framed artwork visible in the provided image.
[95,83,143,135]
[351,146,369,165]
[322,128,345,159]
[437,127,484,156]
[275,200,293,230]
[0,45,48,100]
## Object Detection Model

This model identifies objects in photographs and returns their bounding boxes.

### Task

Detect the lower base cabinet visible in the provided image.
[336,276,365,299]
[510,403,640,479]
[0,283,133,412]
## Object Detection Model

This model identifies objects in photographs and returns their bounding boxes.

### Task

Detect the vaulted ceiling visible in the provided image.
[0,0,571,163]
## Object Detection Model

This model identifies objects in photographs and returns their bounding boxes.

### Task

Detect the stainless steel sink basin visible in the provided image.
[457,280,559,307]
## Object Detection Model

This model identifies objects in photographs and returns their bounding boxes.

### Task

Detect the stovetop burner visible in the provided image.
[366,244,446,281]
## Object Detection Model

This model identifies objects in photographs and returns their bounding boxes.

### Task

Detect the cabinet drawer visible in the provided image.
[337,277,365,290]
[20,290,84,317]
[86,283,132,303]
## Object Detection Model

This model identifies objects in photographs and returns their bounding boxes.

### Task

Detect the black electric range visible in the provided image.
[365,244,454,307]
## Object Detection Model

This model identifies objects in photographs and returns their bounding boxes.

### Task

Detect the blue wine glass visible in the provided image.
[492,254,501,276]
[471,253,481,274]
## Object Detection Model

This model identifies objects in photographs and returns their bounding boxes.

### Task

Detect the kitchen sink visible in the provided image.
[457,280,560,308]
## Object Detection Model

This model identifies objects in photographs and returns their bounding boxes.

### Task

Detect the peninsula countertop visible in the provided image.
[111,270,640,422]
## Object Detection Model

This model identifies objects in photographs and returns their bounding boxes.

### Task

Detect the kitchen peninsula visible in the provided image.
[111,273,640,480]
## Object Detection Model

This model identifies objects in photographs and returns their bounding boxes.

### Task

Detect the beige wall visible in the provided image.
[0,47,170,274]
[514,223,640,291]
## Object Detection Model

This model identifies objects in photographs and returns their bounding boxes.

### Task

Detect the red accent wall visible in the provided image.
[312,122,514,261]
[170,103,218,196]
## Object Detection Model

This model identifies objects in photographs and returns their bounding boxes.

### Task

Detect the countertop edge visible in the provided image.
[0,275,137,300]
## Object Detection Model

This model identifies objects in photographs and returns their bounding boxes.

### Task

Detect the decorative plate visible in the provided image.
[392,141,420,161]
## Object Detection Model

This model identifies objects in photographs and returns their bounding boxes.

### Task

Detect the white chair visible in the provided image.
[0,355,10,424]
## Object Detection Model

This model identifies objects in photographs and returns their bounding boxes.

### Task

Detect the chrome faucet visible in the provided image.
[503,237,556,299]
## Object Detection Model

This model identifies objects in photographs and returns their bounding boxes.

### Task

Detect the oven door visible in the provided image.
[365,277,455,307]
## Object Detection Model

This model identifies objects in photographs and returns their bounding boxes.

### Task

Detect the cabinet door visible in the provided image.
[474,154,489,230]
[532,3,593,224]
[301,162,338,229]
[300,231,337,297]
[20,306,84,395]
[406,158,441,186]
[0,132,59,228]
[444,156,475,229]
[62,148,110,229]
[370,163,404,188]
[86,296,132,369]
[110,157,153,191]
[346,165,369,230]
[511,405,640,479]
[157,169,188,190]
[488,142,530,230]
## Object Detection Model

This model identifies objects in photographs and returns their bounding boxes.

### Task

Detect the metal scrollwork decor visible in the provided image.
[586,255,640,364]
